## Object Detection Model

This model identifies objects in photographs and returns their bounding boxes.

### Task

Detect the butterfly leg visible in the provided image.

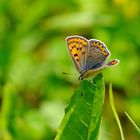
[79,75,83,80]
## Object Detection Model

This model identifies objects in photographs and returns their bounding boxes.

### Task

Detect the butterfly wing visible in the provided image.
[66,36,119,80]
[85,39,110,70]
[66,36,89,73]
[79,39,111,80]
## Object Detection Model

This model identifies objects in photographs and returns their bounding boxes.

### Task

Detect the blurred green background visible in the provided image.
[0,0,140,140]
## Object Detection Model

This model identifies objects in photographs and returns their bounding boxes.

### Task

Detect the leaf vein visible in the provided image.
[69,125,85,140]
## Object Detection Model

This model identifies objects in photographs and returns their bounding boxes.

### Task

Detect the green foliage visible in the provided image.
[0,0,140,139]
[55,74,104,140]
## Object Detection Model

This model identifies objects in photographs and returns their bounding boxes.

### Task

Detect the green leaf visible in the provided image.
[55,73,105,140]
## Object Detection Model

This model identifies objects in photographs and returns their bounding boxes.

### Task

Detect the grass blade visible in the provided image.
[109,83,125,140]
[125,112,140,134]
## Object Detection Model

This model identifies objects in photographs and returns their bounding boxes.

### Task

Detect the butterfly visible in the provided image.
[66,35,119,80]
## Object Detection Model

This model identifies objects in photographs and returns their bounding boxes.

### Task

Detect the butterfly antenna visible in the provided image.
[62,72,76,75]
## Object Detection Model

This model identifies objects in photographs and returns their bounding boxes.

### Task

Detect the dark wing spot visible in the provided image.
[74,54,78,57]
[76,59,79,61]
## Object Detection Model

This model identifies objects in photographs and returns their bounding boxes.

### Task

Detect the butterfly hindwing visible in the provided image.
[86,39,110,70]
[66,36,89,73]
[80,59,120,80]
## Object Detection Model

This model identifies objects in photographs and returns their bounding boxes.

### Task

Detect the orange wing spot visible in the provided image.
[101,52,106,55]
[78,38,82,43]
[81,39,85,44]
[76,43,79,48]
[79,44,82,49]
[73,54,79,60]
[72,38,77,42]
[100,45,105,51]
[81,39,84,43]
[68,38,73,43]
[77,38,81,42]
[102,51,109,56]
[111,60,118,65]
[83,41,87,45]
[69,44,74,49]
[72,48,78,55]
[72,43,76,47]
[74,38,77,42]
[75,56,79,60]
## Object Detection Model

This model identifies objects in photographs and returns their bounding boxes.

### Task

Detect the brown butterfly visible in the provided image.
[66,35,119,80]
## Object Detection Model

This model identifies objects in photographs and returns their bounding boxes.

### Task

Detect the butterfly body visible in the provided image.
[66,35,119,80]
[79,66,105,80]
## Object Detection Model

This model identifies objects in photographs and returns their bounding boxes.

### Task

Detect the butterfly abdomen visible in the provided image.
[79,69,103,80]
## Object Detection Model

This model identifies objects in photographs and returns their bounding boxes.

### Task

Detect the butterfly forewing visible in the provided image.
[66,36,88,73]
[86,39,110,70]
